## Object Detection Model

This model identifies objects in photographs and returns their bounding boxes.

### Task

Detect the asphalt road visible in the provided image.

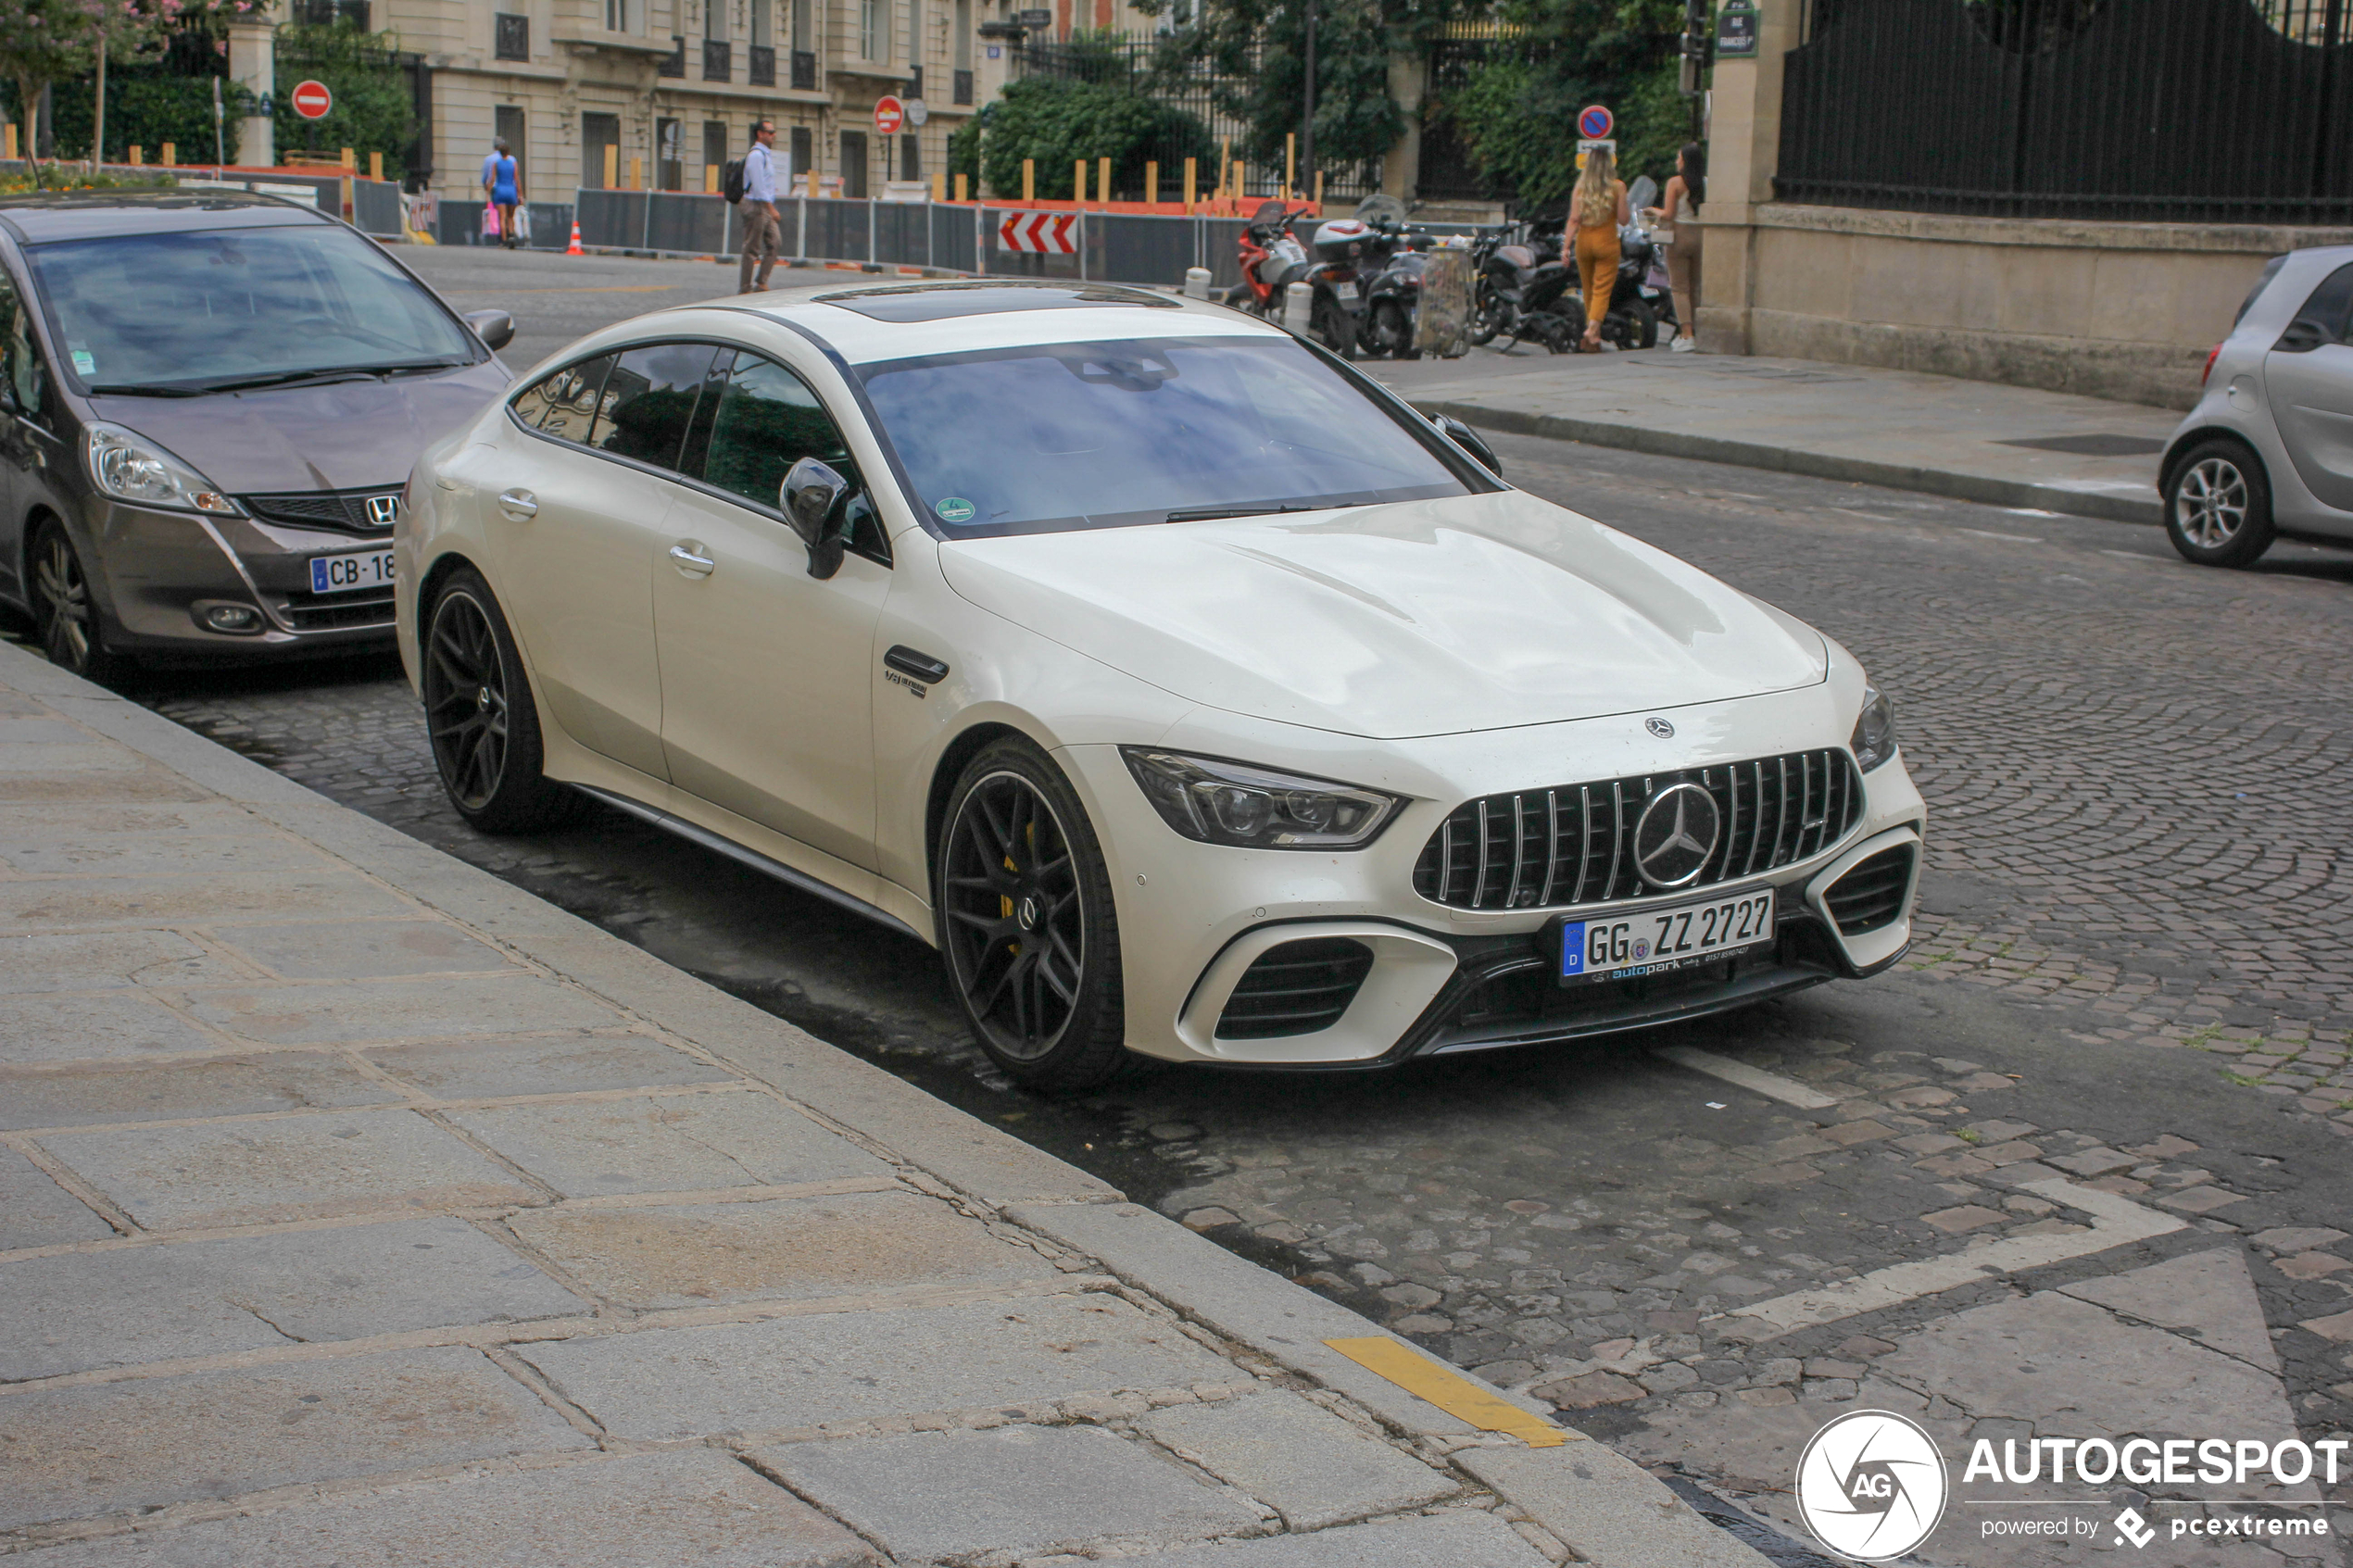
[116,250,2353,1562]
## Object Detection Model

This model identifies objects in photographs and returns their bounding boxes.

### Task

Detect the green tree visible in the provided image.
[0,0,96,162]
[963,74,1215,199]
[271,21,414,177]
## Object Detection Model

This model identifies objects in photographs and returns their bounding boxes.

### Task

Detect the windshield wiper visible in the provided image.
[85,383,206,397]
[1164,500,1370,524]
[145,360,474,396]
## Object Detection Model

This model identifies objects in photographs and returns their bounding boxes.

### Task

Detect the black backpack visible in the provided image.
[723,157,747,205]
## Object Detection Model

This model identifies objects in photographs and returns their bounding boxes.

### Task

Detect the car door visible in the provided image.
[0,259,57,606]
[2265,260,2353,516]
[652,348,890,871]
[491,342,724,783]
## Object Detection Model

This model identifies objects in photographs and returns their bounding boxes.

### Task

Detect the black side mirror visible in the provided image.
[1433,414,1503,480]
[461,308,516,351]
[781,457,851,579]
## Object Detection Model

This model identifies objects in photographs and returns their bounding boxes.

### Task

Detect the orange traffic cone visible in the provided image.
[566,219,585,256]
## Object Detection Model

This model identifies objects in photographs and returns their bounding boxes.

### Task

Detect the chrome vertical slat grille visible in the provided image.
[1412,748,1869,912]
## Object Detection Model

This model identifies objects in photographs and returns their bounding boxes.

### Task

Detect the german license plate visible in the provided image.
[1335,280,1359,300]
[1557,887,1776,985]
[308,549,395,595]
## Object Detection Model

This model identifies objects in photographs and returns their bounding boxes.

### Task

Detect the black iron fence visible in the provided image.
[1779,0,2353,223]
[1012,33,1382,201]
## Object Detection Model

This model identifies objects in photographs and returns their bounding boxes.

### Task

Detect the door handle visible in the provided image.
[496,488,538,520]
[669,543,715,577]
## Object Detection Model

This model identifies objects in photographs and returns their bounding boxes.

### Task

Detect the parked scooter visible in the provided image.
[1226,200,1309,320]
[1501,197,1662,354]
[1353,194,1427,359]
[1469,218,1567,346]
[1222,200,1370,358]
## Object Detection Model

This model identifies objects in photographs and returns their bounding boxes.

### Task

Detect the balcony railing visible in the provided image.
[790,49,817,88]
[702,38,730,79]
[658,35,685,75]
[952,68,973,104]
[749,44,776,84]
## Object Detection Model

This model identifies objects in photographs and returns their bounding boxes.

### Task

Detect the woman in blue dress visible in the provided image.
[484,140,522,249]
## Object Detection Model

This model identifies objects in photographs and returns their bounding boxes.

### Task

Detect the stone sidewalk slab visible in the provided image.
[361,1035,734,1100]
[519,1291,1231,1439]
[163,976,626,1046]
[1137,1508,1553,1567]
[3,1217,586,1382]
[0,1053,399,1132]
[210,920,518,980]
[0,1146,113,1249]
[1141,1388,1457,1530]
[505,1188,1051,1310]
[0,1347,591,1530]
[451,1091,892,1196]
[1374,348,2173,526]
[758,1423,1261,1561]
[0,931,246,993]
[0,992,220,1065]
[7,1450,867,1568]
[0,872,415,932]
[42,1109,545,1229]
[0,834,332,878]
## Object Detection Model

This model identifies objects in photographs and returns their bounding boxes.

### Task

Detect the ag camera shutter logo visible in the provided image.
[1795,1410,1949,1561]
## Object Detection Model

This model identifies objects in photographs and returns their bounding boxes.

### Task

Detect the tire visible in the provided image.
[1372,300,1420,359]
[1469,286,1504,346]
[420,567,582,833]
[29,521,132,687]
[1604,296,1656,351]
[1312,295,1357,360]
[937,737,1130,1091]
[2163,439,2275,569]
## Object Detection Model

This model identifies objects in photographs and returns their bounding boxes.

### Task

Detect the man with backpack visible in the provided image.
[732,120,781,294]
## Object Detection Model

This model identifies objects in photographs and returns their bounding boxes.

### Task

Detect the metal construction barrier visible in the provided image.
[558,187,1503,294]
[435,198,579,251]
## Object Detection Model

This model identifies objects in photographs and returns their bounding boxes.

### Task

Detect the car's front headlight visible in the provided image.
[1850,684,1897,771]
[1120,749,1406,850]
[84,423,241,516]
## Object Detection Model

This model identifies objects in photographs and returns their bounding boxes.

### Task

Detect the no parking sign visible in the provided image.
[1577,104,1614,140]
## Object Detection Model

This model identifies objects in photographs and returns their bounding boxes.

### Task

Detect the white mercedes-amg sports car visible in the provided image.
[397,278,1925,1089]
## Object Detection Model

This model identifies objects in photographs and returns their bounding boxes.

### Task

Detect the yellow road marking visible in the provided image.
[1322,1336,1574,1448]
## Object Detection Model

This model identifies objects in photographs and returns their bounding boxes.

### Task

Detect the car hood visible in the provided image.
[85,361,510,494]
[937,490,1829,740]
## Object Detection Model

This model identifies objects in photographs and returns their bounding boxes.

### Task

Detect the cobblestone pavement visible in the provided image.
[117,407,2353,1562]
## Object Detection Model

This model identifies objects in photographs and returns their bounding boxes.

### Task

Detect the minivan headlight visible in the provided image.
[1121,749,1405,849]
[1850,684,1898,771]
[85,423,241,516]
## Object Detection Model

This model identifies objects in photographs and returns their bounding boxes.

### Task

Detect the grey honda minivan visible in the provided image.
[0,189,516,680]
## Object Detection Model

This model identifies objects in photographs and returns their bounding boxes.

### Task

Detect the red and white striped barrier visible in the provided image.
[998,211,1078,254]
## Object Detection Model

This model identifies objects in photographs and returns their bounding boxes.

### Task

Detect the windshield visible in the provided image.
[854,335,1475,536]
[25,224,479,394]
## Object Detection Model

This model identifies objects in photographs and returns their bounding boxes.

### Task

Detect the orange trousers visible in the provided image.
[1573,226,1620,334]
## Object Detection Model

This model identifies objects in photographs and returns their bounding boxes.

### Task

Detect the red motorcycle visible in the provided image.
[1222,199,1374,358]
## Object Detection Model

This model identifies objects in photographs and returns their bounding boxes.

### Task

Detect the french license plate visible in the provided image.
[1335,280,1359,300]
[308,549,395,595]
[1557,887,1776,985]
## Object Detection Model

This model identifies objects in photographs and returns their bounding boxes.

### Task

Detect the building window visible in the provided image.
[659,35,686,74]
[790,125,813,186]
[900,132,918,182]
[790,49,816,88]
[705,0,725,36]
[294,0,368,27]
[791,0,811,50]
[751,0,773,43]
[859,0,878,59]
[749,45,775,83]
[495,105,526,185]
[605,0,632,31]
[907,64,922,99]
[702,120,729,187]
[953,0,970,68]
[494,12,529,59]
[657,117,683,190]
[582,111,621,188]
[953,68,972,104]
[703,39,731,78]
[840,130,867,197]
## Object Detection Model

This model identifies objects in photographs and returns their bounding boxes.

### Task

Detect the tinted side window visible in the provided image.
[0,268,46,420]
[702,352,861,508]
[2287,263,2353,345]
[513,352,615,442]
[587,343,724,470]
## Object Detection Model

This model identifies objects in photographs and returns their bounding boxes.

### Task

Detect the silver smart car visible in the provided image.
[2159,245,2353,568]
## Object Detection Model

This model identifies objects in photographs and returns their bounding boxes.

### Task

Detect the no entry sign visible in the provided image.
[1577,104,1613,140]
[874,95,904,135]
[999,211,1076,254]
[291,79,333,120]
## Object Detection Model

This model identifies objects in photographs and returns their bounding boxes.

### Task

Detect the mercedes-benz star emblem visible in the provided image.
[366,495,399,527]
[1633,782,1720,888]
[1645,716,1674,738]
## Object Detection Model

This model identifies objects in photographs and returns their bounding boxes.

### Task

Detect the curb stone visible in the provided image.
[1411,397,2169,529]
[0,638,1771,1566]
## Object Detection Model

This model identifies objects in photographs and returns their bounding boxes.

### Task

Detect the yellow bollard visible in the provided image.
[1314,169,1324,210]
[340,147,355,169]
[161,142,176,166]
[129,144,143,165]
[1183,156,1195,211]
[1073,159,1086,203]
[628,155,643,191]
[1144,161,1157,206]
[1022,157,1034,201]
[369,150,384,182]
[1099,157,1111,203]
[705,163,719,193]
[604,144,619,187]
[1285,132,1294,200]
[3,125,17,160]
[931,170,946,200]
[953,171,968,201]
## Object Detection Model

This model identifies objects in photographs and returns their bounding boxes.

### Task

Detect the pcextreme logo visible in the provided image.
[1795,1410,1950,1561]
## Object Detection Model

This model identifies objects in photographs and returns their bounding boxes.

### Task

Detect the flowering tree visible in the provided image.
[0,0,96,161]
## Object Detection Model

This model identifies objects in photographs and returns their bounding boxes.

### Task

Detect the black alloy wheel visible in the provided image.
[2163,439,2276,569]
[421,569,579,833]
[937,739,1129,1090]
[31,522,127,686]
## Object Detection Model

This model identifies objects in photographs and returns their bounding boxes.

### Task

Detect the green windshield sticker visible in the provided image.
[70,350,94,375]
[935,497,976,523]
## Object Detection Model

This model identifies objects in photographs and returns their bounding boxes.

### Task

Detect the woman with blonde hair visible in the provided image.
[1562,145,1629,352]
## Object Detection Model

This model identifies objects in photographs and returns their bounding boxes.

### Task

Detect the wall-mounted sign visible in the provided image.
[1716,0,1758,57]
